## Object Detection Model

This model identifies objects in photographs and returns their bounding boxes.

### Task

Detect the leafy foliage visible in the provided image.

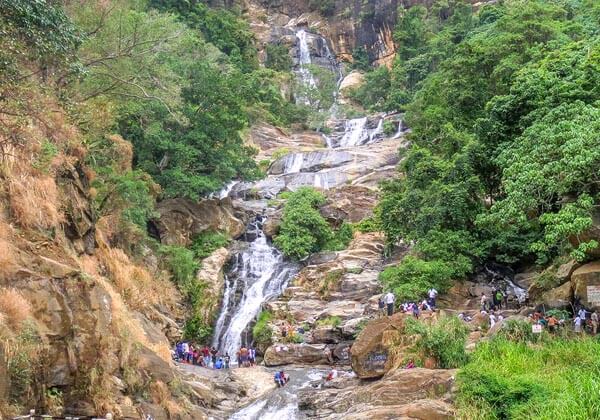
[265,43,293,72]
[191,231,230,259]
[379,0,600,283]
[274,187,332,259]
[252,310,273,347]
[405,316,469,368]
[380,256,454,302]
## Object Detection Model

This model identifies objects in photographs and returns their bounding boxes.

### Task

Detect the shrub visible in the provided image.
[308,0,335,16]
[160,245,198,287]
[265,43,293,72]
[183,314,212,343]
[354,216,382,233]
[323,222,354,251]
[405,316,469,368]
[273,187,333,259]
[383,120,396,136]
[379,256,454,302]
[191,231,229,259]
[252,310,273,347]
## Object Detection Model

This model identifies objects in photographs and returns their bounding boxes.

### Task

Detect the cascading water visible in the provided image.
[283,153,304,174]
[295,29,317,105]
[337,117,384,148]
[212,216,298,358]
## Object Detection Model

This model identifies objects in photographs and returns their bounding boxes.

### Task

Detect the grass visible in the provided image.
[457,337,600,419]
[316,316,342,328]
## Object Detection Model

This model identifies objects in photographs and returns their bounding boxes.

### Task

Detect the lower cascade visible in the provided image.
[212,216,298,359]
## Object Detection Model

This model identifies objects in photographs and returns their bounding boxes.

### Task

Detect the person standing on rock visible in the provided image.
[480,293,488,312]
[224,353,231,369]
[202,345,210,367]
[378,296,386,318]
[384,290,395,316]
[428,288,438,309]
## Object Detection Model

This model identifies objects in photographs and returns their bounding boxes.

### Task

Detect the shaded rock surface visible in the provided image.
[155,198,246,246]
[298,368,456,419]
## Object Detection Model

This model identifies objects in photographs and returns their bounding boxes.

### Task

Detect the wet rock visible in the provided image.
[263,343,332,366]
[248,123,325,162]
[155,198,246,246]
[309,326,343,344]
[571,261,600,309]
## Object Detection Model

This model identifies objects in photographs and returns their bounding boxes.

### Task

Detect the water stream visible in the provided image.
[212,217,298,358]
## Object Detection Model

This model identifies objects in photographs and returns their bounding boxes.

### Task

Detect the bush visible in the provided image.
[183,314,212,343]
[405,316,469,368]
[160,245,198,287]
[308,0,335,16]
[273,187,333,259]
[354,216,382,233]
[191,231,229,259]
[265,43,293,72]
[253,310,273,347]
[323,222,354,252]
[379,256,454,302]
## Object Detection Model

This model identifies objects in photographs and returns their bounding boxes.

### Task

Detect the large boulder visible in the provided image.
[339,71,365,101]
[155,198,246,246]
[571,261,600,309]
[263,343,332,366]
[299,368,456,419]
[539,281,572,309]
[570,207,600,257]
[350,313,406,379]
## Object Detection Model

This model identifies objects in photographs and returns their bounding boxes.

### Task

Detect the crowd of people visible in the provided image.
[378,288,439,319]
[173,343,232,369]
[173,342,260,369]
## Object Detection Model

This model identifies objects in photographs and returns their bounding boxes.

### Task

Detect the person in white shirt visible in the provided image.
[384,291,395,316]
[591,311,599,335]
[574,315,583,333]
[428,288,438,308]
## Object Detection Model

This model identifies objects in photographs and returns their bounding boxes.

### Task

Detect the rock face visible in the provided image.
[571,261,600,310]
[263,343,331,366]
[321,185,378,224]
[299,368,456,419]
[196,247,231,322]
[154,198,246,246]
[248,123,325,162]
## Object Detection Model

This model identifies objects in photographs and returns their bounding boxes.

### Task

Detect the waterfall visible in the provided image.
[283,153,304,174]
[295,29,317,105]
[212,217,298,358]
[338,117,368,147]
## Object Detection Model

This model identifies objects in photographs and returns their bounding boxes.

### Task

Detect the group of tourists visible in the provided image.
[378,288,439,319]
[236,346,257,367]
[479,289,508,312]
[174,343,231,369]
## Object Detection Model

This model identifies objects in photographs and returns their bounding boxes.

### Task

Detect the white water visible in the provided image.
[337,117,384,148]
[283,153,304,174]
[295,29,317,105]
[212,218,298,358]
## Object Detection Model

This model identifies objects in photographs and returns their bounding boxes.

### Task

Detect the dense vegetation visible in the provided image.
[274,187,354,259]
[369,0,600,299]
